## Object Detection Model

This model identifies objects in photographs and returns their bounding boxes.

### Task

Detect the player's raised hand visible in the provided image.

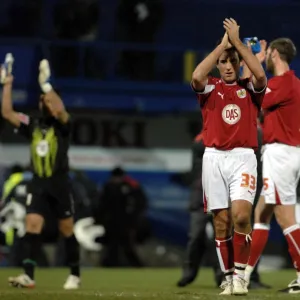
[256,40,267,63]
[1,53,14,85]
[223,18,240,45]
[39,59,53,94]
[220,32,233,50]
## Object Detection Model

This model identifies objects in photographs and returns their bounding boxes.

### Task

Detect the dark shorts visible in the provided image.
[26,175,74,220]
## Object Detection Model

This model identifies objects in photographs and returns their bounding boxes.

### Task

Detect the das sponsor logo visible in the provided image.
[236,89,246,98]
[222,104,241,125]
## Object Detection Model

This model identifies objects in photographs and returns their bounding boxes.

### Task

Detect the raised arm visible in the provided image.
[1,73,22,127]
[192,32,230,91]
[224,18,267,90]
[39,59,69,124]
[43,90,70,124]
[241,40,267,81]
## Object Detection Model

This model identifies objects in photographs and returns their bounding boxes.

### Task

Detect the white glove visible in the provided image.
[1,53,14,84]
[39,59,53,93]
[74,217,105,251]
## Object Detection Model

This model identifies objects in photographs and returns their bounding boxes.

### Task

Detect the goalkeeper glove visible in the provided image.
[39,59,53,93]
[1,53,14,84]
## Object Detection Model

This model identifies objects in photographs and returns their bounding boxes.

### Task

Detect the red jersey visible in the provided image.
[193,77,266,150]
[262,70,300,146]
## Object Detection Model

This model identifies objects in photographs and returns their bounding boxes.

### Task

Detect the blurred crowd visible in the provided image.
[0,164,150,268]
[0,0,165,81]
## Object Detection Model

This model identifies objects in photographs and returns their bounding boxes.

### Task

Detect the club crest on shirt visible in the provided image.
[236,89,246,98]
[222,104,241,125]
[36,140,49,157]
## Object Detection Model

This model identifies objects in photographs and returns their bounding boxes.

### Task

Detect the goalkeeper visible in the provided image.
[1,54,80,289]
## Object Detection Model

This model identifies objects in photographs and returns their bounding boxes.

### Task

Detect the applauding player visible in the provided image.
[1,56,81,289]
[244,38,300,294]
[191,18,267,295]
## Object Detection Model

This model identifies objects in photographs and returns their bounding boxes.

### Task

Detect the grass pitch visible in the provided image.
[0,268,298,299]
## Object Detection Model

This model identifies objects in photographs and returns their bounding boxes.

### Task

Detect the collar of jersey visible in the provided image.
[221,78,238,86]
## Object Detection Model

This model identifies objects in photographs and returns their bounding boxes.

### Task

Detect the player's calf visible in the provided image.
[22,214,44,282]
[59,217,81,286]
[231,200,252,282]
[244,196,273,284]
[213,209,234,290]
[275,205,300,287]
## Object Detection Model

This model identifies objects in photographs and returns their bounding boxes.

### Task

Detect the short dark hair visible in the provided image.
[269,38,297,64]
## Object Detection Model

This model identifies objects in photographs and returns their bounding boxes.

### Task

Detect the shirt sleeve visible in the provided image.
[261,77,291,109]
[191,77,217,106]
[247,79,267,106]
[14,113,33,139]
[55,119,71,137]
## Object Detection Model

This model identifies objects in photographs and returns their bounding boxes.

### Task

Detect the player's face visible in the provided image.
[39,95,51,117]
[266,47,275,74]
[217,50,240,83]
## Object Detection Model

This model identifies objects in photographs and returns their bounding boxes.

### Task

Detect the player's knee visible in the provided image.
[254,205,273,224]
[231,200,252,230]
[59,217,74,237]
[254,196,273,224]
[275,205,297,230]
[232,211,251,230]
[26,214,44,233]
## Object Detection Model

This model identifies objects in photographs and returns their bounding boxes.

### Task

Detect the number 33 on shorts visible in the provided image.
[240,173,256,190]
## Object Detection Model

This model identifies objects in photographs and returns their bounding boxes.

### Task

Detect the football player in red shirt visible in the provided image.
[244,38,300,293]
[191,18,267,295]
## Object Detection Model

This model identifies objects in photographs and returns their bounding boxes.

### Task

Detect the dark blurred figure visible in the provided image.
[53,0,101,77]
[115,0,164,81]
[176,132,223,288]
[98,167,148,267]
[69,169,100,221]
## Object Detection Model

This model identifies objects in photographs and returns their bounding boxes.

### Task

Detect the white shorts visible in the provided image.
[202,147,257,212]
[262,143,300,205]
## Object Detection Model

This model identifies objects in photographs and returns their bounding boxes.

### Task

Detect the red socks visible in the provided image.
[283,225,300,272]
[247,224,269,268]
[233,231,252,278]
[215,237,234,280]
[215,231,252,280]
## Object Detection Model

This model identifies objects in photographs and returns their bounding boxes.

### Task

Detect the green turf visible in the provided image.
[0,268,298,299]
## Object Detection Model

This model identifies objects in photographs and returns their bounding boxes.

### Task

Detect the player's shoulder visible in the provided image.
[268,75,283,87]
[268,71,295,87]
